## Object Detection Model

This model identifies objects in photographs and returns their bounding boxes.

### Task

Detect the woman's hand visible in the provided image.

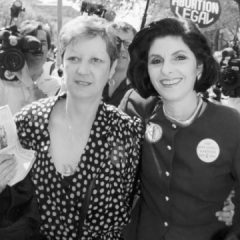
[215,190,235,226]
[0,154,17,193]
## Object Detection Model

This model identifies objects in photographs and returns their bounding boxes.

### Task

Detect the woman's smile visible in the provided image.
[74,79,92,86]
[160,78,182,87]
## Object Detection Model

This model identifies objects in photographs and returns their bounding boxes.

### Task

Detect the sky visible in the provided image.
[35,0,143,30]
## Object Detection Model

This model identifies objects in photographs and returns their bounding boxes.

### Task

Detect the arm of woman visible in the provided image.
[0,105,41,239]
[226,110,240,228]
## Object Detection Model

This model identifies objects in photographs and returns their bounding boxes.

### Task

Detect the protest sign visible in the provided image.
[170,0,221,28]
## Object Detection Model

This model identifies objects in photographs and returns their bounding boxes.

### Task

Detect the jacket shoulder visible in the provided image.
[119,89,159,120]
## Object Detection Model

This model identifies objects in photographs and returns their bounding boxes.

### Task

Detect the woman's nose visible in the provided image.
[161,60,173,75]
[77,61,89,74]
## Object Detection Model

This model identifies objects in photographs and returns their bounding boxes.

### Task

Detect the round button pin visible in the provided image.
[145,122,162,143]
[196,138,220,163]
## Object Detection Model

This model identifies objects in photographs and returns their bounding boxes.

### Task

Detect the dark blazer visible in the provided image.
[0,176,40,240]
[121,89,240,240]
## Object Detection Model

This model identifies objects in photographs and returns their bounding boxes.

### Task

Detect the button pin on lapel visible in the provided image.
[145,122,162,143]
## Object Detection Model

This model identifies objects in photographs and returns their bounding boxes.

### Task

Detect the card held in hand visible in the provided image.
[0,105,35,186]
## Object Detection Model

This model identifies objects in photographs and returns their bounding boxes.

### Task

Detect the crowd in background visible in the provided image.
[0,9,240,240]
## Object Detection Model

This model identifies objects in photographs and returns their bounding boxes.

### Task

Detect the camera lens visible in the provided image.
[1,48,25,72]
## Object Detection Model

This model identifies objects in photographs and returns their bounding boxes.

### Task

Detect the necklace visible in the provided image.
[61,164,75,176]
[62,106,80,176]
[108,78,116,86]
[163,96,203,127]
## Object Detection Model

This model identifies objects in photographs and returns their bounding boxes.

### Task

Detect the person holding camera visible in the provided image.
[216,45,240,113]
[120,17,240,240]
[0,19,61,114]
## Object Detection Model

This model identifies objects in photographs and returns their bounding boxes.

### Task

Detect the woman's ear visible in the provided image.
[109,59,118,79]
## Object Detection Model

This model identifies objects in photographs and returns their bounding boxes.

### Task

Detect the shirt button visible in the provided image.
[165,171,170,177]
[164,221,169,227]
[165,196,170,201]
[172,123,177,129]
[167,145,172,150]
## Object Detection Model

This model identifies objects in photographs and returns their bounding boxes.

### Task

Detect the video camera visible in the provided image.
[80,1,116,22]
[0,25,42,81]
[218,44,240,98]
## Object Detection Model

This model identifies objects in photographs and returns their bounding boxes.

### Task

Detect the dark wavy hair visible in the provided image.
[127,17,220,98]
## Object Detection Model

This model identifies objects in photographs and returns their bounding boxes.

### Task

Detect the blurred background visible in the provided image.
[0,0,239,52]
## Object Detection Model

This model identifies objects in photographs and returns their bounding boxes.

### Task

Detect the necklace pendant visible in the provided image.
[62,164,75,176]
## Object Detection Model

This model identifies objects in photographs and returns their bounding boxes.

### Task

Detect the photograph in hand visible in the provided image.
[0,105,35,186]
[0,125,8,150]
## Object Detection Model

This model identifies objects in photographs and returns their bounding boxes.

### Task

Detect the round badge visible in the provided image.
[196,138,220,163]
[145,122,162,143]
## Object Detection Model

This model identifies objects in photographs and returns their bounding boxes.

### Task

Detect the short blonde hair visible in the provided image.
[59,15,119,64]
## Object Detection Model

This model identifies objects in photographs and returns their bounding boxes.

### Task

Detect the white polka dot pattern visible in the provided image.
[15,94,144,240]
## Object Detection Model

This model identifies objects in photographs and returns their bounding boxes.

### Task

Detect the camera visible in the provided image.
[218,47,240,97]
[0,25,42,81]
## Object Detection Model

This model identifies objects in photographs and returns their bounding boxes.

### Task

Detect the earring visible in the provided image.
[108,78,115,86]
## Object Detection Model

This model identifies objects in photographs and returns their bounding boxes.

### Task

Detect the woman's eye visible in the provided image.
[91,58,103,63]
[149,58,162,64]
[68,57,79,63]
[175,55,187,61]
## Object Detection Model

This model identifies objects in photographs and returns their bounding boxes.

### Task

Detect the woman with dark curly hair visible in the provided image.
[121,17,240,240]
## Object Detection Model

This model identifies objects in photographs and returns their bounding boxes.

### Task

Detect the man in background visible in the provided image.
[0,19,61,114]
[102,21,136,107]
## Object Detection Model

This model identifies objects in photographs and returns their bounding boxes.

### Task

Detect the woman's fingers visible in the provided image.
[216,207,234,226]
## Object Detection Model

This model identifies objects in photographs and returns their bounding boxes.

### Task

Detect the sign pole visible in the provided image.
[140,0,151,29]
[57,0,62,69]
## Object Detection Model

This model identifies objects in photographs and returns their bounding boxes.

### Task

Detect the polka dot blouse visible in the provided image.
[15,94,144,240]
